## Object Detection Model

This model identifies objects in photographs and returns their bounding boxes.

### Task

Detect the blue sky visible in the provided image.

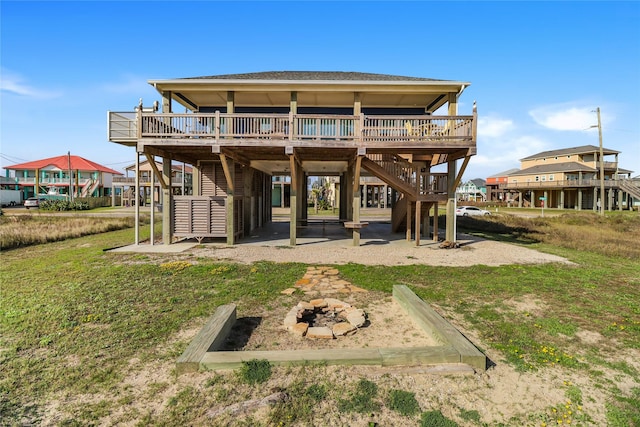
[1,1,639,180]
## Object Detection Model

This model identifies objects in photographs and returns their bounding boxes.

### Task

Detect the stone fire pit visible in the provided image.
[283,298,367,339]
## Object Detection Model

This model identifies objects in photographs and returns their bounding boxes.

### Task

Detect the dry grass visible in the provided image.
[460,212,640,259]
[0,215,136,250]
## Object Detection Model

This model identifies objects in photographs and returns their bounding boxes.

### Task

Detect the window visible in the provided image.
[541,176,546,182]
[549,175,554,181]
[535,176,540,182]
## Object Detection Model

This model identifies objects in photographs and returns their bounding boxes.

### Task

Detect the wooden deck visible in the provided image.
[109,112,475,150]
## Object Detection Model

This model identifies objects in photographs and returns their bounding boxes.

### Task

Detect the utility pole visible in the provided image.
[596,108,604,216]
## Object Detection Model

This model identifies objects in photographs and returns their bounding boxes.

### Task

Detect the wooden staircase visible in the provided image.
[361,154,418,199]
[391,195,434,232]
[620,180,640,200]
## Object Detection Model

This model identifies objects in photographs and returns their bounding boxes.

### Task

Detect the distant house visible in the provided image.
[4,155,122,200]
[498,145,638,210]
[486,168,519,202]
[457,178,486,202]
[111,160,193,207]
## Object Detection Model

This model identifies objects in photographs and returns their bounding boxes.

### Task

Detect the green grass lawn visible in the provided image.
[1,213,639,426]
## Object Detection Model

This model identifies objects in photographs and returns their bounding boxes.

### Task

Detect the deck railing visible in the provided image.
[499,179,631,190]
[108,111,475,145]
[113,176,191,186]
[13,177,92,186]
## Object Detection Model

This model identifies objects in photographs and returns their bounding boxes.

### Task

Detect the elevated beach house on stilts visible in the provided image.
[107,71,477,246]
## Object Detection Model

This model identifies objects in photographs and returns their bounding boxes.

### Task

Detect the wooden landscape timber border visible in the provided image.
[176,285,486,374]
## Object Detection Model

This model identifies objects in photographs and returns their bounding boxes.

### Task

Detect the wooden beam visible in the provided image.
[219,147,251,167]
[176,304,237,374]
[289,153,298,246]
[406,200,412,241]
[144,152,168,190]
[452,156,471,190]
[415,200,421,246]
[219,154,235,245]
[393,285,486,371]
[219,154,234,195]
[352,155,363,246]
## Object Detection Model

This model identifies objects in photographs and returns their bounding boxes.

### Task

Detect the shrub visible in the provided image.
[338,378,380,414]
[420,410,459,427]
[387,389,421,416]
[238,359,272,385]
[40,199,90,211]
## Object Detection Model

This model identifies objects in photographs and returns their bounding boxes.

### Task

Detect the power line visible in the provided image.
[0,153,31,163]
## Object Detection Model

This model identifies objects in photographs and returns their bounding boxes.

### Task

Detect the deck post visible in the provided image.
[289,150,298,246]
[339,173,347,220]
[244,169,253,236]
[219,154,235,245]
[135,152,140,245]
[433,202,439,242]
[424,202,430,241]
[150,156,155,245]
[162,157,172,245]
[415,200,421,246]
[578,189,583,210]
[352,155,363,246]
[345,165,353,220]
[445,159,456,242]
[406,200,412,241]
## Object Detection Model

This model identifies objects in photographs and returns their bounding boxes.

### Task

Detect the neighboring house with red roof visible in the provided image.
[112,160,193,207]
[4,154,123,200]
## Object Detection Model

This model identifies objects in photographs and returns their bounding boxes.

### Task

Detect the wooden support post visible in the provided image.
[424,203,431,241]
[445,159,457,242]
[578,189,582,210]
[618,188,623,211]
[352,155,363,246]
[433,202,439,242]
[406,200,412,241]
[244,168,253,236]
[415,200,422,246]
[162,157,172,245]
[150,155,155,246]
[220,154,235,245]
[134,153,140,245]
[289,151,297,246]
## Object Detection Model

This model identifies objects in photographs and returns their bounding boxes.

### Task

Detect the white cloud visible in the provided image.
[529,103,606,131]
[477,115,515,138]
[473,135,549,174]
[0,68,62,99]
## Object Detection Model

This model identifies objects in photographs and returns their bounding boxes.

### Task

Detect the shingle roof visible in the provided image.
[521,145,620,161]
[487,168,520,178]
[470,178,486,187]
[509,162,596,176]
[182,71,446,82]
[5,155,123,175]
